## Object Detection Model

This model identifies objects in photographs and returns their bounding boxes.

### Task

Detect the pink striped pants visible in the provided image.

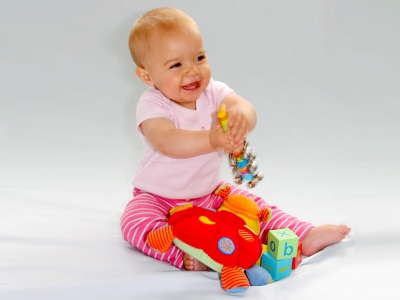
[120,182,314,269]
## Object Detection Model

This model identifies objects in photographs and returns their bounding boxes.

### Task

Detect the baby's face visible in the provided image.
[144,26,211,109]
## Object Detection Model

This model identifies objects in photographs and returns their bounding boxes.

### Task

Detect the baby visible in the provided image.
[121,7,350,271]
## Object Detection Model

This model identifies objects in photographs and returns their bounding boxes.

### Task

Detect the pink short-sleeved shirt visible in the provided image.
[133,79,233,199]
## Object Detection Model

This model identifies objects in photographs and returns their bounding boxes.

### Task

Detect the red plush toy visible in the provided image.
[146,186,272,293]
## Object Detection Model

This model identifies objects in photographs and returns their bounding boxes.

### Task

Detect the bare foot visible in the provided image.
[302,224,351,256]
[183,253,210,271]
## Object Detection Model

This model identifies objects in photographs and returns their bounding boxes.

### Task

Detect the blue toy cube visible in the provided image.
[261,252,292,281]
[268,228,299,260]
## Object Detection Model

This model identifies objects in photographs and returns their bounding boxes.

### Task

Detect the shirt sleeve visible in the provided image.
[208,79,235,108]
[135,88,175,135]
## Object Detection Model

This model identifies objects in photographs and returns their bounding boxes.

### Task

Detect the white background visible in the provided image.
[1,1,399,299]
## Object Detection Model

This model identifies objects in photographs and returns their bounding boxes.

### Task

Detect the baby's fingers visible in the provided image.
[233,124,248,145]
[227,113,239,134]
[230,119,248,144]
[232,142,245,155]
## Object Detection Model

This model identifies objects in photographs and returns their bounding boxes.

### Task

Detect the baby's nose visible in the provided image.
[185,65,199,76]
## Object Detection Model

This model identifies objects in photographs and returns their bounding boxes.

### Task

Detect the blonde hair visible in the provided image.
[128,7,199,67]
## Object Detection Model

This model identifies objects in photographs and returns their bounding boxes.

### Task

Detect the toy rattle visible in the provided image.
[217,103,264,188]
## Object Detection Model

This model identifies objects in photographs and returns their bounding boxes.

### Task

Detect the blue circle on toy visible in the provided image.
[218,237,235,255]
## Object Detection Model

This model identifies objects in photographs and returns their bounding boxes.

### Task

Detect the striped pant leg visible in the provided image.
[120,190,184,269]
[223,182,314,242]
[120,189,225,270]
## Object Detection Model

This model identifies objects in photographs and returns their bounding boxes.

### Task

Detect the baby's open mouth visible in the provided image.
[182,81,200,90]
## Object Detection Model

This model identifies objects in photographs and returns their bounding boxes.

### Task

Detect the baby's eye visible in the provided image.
[196,55,206,62]
[170,62,181,69]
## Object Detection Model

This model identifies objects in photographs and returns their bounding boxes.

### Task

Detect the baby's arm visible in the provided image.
[140,117,231,158]
[221,93,257,151]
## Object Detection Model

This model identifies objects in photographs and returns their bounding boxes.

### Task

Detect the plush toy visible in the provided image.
[146,185,272,293]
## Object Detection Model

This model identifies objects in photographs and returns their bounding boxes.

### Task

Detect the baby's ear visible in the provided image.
[135,67,154,86]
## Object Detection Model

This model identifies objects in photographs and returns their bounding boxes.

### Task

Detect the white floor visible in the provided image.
[1,1,399,299]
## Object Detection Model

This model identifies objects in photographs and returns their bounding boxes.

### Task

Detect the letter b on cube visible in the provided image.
[268,228,298,260]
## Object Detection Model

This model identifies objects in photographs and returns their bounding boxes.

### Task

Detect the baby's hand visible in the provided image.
[217,95,256,154]
[209,123,238,154]
[226,107,251,150]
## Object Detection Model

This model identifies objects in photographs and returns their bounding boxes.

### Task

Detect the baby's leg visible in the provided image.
[260,205,350,255]
[226,183,350,256]
[120,190,185,269]
[261,206,350,256]
[121,188,226,271]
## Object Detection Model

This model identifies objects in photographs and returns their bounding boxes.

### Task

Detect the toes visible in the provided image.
[183,253,209,271]
[183,254,194,271]
[341,225,351,235]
